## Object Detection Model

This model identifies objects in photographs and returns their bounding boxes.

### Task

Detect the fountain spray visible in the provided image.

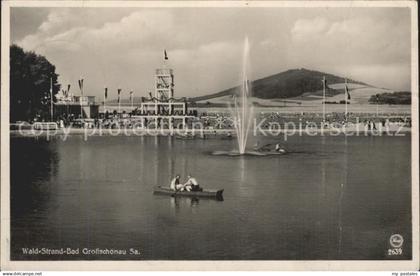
[232,37,254,154]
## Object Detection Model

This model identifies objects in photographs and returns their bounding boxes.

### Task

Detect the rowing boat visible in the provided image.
[175,135,195,140]
[153,186,224,200]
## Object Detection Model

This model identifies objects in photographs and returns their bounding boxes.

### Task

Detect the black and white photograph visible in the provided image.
[1,0,418,271]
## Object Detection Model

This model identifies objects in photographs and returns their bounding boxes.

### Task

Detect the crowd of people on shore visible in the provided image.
[14,111,411,131]
[196,111,412,129]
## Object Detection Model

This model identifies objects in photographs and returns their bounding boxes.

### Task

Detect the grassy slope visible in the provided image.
[190,68,367,102]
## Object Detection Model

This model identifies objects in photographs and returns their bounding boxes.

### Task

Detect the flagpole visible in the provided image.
[118,89,121,116]
[50,76,53,122]
[322,76,326,123]
[131,91,134,110]
[344,78,348,120]
[164,49,168,68]
[80,78,84,121]
[66,84,70,122]
[103,89,106,118]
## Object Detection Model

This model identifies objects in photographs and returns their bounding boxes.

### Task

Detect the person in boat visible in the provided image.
[275,143,286,153]
[170,175,181,191]
[184,174,202,192]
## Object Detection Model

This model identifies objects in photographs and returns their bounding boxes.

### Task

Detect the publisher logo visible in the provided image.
[389,234,404,248]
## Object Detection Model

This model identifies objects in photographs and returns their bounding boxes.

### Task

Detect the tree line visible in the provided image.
[368,91,411,105]
[10,44,60,122]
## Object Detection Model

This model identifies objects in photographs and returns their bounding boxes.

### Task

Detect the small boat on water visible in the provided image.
[175,134,208,140]
[254,143,287,154]
[175,134,195,140]
[153,186,224,200]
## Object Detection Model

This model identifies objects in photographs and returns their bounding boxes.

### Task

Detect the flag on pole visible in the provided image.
[117,89,121,103]
[67,84,71,93]
[104,87,108,99]
[164,49,168,60]
[345,84,351,100]
[78,79,84,95]
[321,78,331,91]
[129,91,133,102]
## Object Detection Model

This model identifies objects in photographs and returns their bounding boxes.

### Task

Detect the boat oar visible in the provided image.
[172,185,183,197]
[172,183,191,197]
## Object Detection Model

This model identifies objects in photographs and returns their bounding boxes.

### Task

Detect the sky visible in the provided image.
[10,7,412,99]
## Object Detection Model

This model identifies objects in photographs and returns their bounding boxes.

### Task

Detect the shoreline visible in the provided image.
[10,124,411,138]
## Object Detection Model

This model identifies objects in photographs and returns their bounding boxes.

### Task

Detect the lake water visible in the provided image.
[11,134,412,260]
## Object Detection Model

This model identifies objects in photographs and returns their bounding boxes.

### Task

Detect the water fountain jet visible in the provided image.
[211,37,286,157]
[232,36,254,155]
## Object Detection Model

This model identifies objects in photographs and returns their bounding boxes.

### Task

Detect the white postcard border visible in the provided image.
[1,0,418,271]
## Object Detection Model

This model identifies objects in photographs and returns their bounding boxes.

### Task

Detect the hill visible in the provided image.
[190,68,368,101]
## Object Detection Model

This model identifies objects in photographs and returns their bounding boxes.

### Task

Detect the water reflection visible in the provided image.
[11,137,59,216]
[170,196,201,209]
[10,135,411,260]
[320,136,327,197]
[337,135,348,257]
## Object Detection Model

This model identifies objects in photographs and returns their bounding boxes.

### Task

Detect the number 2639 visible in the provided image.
[388,248,402,255]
